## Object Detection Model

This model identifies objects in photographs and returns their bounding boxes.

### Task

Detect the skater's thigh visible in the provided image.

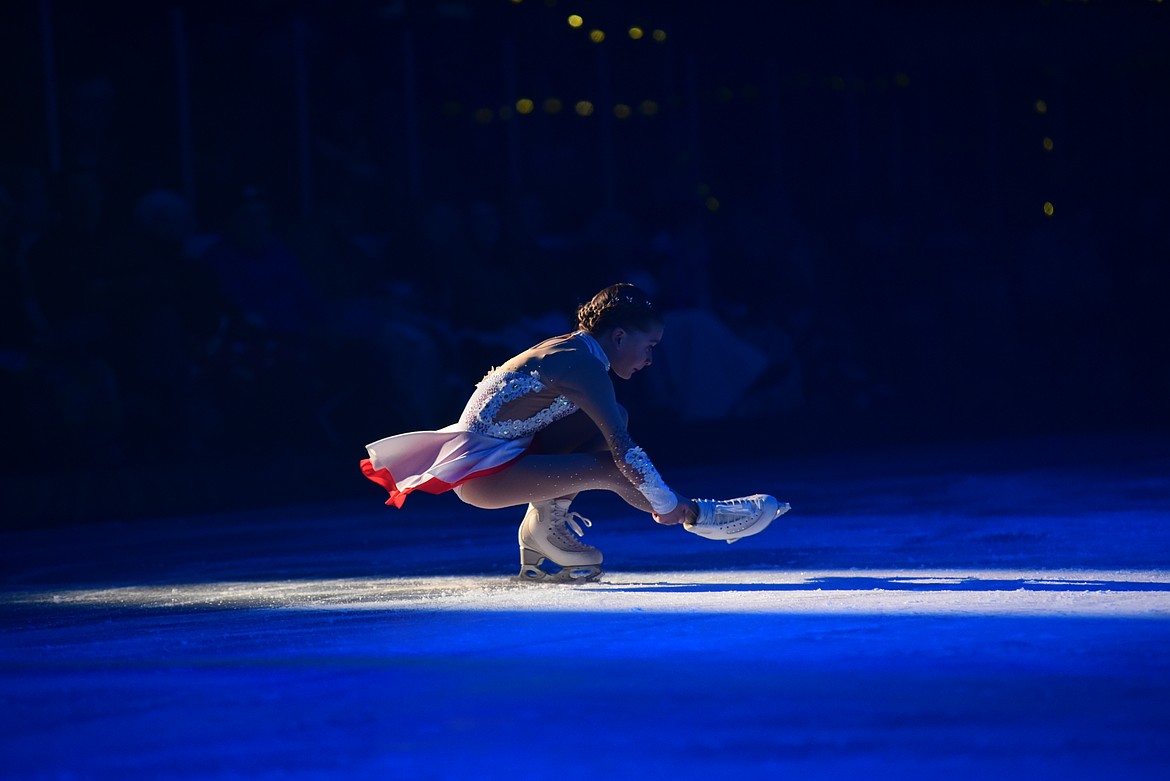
[455,452,619,509]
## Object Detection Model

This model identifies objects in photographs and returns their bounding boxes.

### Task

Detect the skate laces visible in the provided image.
[683,494,784,544]
[559,511,592,538]
[693,497,762,528]
[549,502,594,549]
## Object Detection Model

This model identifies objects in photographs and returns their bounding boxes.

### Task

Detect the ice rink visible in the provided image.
[3,435,1169,780]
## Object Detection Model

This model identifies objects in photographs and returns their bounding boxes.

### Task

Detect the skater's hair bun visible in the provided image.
[576,283,662,335]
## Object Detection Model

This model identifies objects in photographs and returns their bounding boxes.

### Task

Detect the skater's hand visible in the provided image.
[653,497,697,526]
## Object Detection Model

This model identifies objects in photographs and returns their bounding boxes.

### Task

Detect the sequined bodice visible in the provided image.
[459,369,578,440]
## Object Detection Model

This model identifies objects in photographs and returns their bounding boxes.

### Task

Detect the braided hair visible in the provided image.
[575,282,662,336]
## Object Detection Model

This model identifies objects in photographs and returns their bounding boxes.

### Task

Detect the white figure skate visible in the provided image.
[684,494,790,544]
[518,498,603,582]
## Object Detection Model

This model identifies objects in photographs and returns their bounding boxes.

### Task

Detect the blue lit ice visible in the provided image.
[3,436,1169,779]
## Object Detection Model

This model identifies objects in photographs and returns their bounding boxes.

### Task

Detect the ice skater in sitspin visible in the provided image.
[359,282,790,582]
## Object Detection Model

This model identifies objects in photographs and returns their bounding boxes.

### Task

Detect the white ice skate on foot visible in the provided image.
[517,498,603,582]
[684,494,790,544]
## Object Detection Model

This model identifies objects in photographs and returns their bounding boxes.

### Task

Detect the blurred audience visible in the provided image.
[3,3,1164,502]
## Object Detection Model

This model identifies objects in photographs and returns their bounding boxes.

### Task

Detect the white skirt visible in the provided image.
[360,424,532,508]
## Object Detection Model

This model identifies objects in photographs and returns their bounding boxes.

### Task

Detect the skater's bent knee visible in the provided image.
[451,481,510,510]
[452,483,489,508]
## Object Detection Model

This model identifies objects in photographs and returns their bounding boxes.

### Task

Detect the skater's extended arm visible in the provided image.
[547,353,684,517]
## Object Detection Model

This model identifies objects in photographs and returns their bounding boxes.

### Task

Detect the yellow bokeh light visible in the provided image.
[706,197,720,212]
[443,101,461,117]
[1043,201,1054,216]
[1043,136,1054,151]
[1035,99,1048,114]
[894,72,910,88]
[516,98,535,115]
[590,29,605,43]
[543,97,562,114]
[639,99,659,115]
[629,27,644,39]
[575,100,594,116]
[474,108,494,124]
[652,29,667,42]
[568,14,583,28]
[613,103,631,119]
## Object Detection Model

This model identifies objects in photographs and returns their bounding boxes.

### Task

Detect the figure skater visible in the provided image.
[360,282,790,581]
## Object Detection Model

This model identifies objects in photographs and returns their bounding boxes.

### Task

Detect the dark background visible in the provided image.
[2,0,1168,526]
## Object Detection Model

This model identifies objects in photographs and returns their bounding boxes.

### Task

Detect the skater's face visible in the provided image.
[607,324,663,380]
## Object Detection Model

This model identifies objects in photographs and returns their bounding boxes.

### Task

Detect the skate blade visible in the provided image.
[516,562,602,584]
[725,502,791,543]
[727,502,789,543]
[701,501,793,544]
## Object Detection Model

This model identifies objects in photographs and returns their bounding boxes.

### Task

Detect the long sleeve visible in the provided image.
[607,428,678,514]
[548,354,678,514]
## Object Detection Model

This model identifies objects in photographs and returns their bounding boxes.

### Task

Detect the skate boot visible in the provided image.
[517,498,603,582]
[683,494,790,544]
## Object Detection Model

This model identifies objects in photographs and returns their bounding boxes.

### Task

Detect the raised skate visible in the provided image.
[517,498,603,582]
[684,494,790,544]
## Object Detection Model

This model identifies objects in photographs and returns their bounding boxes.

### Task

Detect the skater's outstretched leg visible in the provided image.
[454,452,653,513]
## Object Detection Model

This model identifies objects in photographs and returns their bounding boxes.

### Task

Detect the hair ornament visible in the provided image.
[620,294,652,308]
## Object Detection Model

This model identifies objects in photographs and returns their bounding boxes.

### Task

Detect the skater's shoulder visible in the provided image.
[534,334,609,386]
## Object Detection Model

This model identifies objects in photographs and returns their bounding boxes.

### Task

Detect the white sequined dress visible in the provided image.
[360,331,676,512]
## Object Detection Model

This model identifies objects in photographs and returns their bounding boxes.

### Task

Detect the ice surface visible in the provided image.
[2,435,1169,779]
[8,568,1170,617]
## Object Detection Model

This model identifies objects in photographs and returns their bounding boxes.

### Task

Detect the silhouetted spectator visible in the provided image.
[111,189,236,454]
[24,170,126,464]
[199,187,331,445]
